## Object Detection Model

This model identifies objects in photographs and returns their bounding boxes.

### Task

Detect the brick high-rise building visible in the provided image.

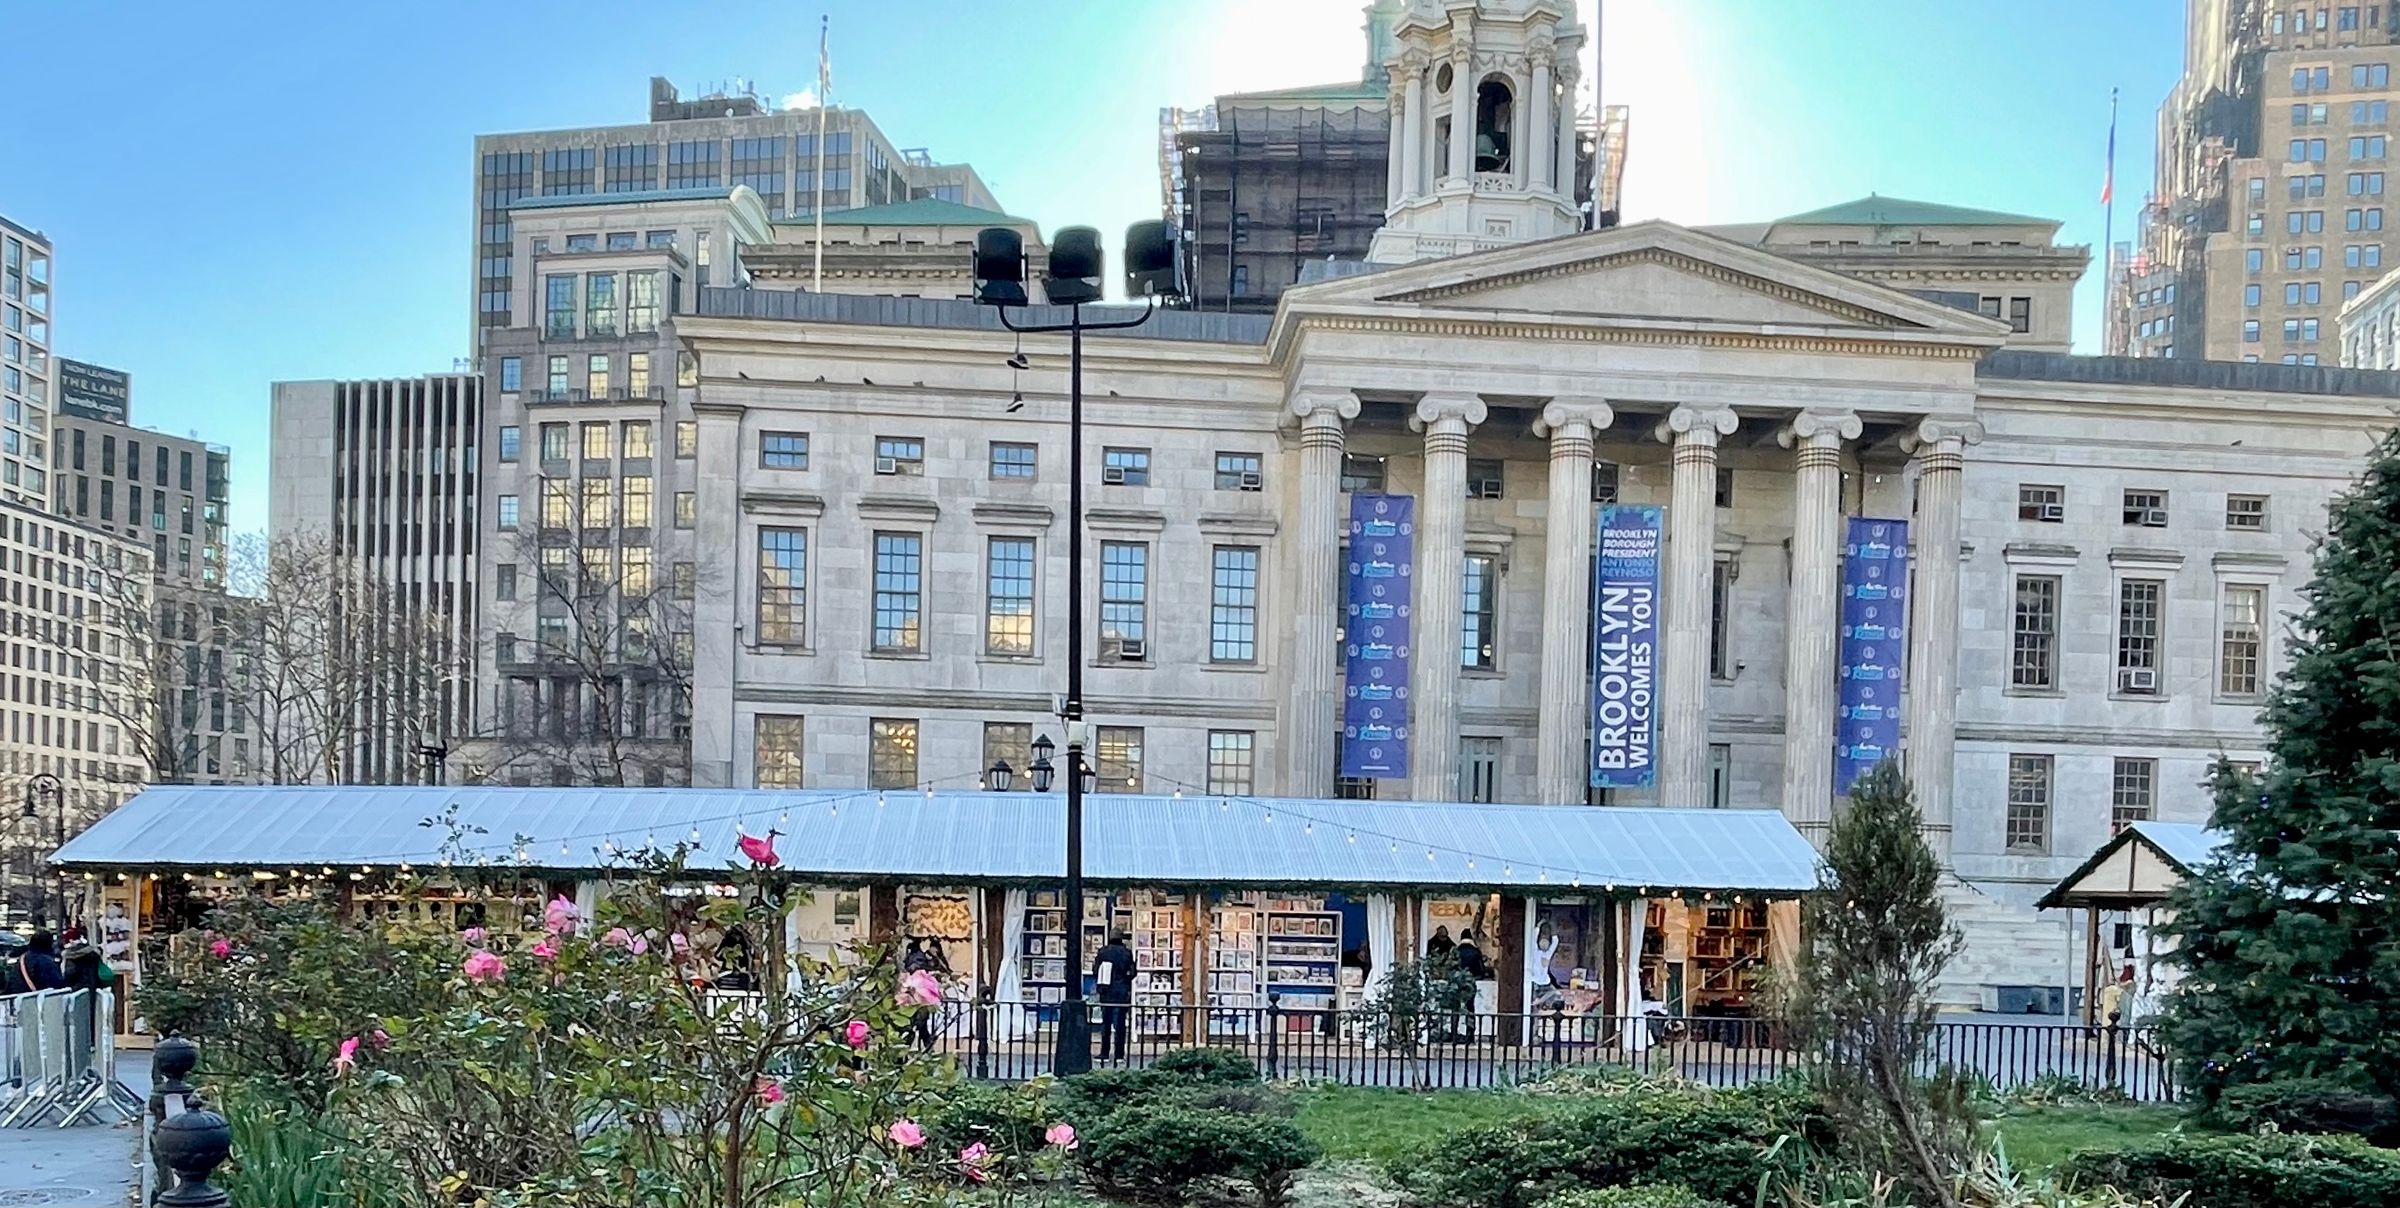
[2113,1,2400,363]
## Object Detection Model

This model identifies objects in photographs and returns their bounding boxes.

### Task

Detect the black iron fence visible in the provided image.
[914,997,2177,1101]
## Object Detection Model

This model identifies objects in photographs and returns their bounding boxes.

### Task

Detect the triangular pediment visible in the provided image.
[1281,220,2011,340]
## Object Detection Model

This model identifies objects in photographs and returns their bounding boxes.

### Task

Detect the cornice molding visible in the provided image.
[1292,314,1987,360]
[1383,246,1907,328]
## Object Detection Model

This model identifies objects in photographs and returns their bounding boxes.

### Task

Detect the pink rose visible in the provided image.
[670,932,690,953]
[332,1036,359,1077]
[755,1078,785,1106]
[370,1029,391,1051]
[531,939,558,962]
[602,926,634,949]
[628,933,650,955]
[959,1142,992,1182]
[207,938,232,959]
[463,949,507,983]
[897,969,943,1007]
[888,1119,926,1149]
[844,1019,871,1049]
[543,895,579,935]
[462,926,487,943]
[1046,1122,1078,1150]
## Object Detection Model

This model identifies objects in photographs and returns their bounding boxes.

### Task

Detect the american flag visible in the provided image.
[2101,87,2119,205]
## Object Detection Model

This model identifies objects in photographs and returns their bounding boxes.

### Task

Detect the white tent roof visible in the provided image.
[55,785,1821,895]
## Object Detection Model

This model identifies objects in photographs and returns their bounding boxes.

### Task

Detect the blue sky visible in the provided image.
[0,1,2185,536]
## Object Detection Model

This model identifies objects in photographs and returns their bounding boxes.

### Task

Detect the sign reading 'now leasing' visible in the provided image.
[1591,504,1661,790]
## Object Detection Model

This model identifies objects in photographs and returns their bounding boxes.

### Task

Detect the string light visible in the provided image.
[878,792,888,809]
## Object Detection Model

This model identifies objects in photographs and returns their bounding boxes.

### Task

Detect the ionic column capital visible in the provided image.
[1535,399,1615,440]
[1287,390,1362,426]
[1775,408,1862,450]
[1411,392,1488,434]
[1901,415,1986,457]
[1652,404,1739,448]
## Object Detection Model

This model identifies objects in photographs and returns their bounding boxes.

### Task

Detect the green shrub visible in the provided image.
[2214,1077,2400,1144]
[923,1080,1057,1184]
[2062,1132,2400,1208]
[1538,1187,1730,1208]
[1078,1106,1320,1207]
[1384,1080,1809,1208]
[1151,1045,1260,1084]
[1053,1067,1175,1123]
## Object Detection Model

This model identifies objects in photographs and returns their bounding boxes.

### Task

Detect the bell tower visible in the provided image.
[1368,0,1586,265]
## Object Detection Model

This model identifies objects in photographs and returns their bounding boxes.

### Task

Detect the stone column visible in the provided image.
[1447,51,1475,184]
[1409,392,1486,801]
[1533,400,1615,803]
[1527,44,1554,194]
[1652,404,1738,806]
[689,398,746,788]
[1776,409,1860,844]
[1282,391,1361,796]
[1386,85,1406,202]
[1554,64,1580,206]
[1902,417,1983,865]
[1401,56,1428,202]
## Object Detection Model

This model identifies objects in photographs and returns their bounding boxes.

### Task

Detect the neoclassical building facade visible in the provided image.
[470,0,2400,1001]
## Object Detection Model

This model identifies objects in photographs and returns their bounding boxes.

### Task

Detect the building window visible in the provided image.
[1215,451,1263,491]
[496,494,520,528]
[1459,736,1501,804]
[1335,769,1379,800]
[580,420,610,461]
[544,275,575,337]
[2110,757,2155,834]
[2017,483,2064,521]
[1101,446,1150,486]
[673,561,695,599]
[1206,731,1256,796]
[1713,466,1735,509]
[2122,489,2168,527]
[2247,248,2264,271]
[1340,453,1386,493]
[872,532,924,652]
[754,715,805,788]
[2007,297,2032,333]
[497,426,520,463]
[986,536,1036,655]
[2011,575,2060,690]
[2223,494,2269,530]
[2005,754,2052,854]
[673,491,696,528]
[869,718,919,789]
[627,352,651,397]
[586,354,611,398]
[990,442,1037,479]
[675,421,697,458]
[2245,283,2261,307]
[622,476,653,528]
[2244,319,2262,343]
[537,422,569,463]
[1592,461,1621,504]
[1695,556,1742,686]
[493,563,517,602]
[546,356,569,397]
[499,357,522,392]
[761,432,810,469]
[1461,552,1498,670]
[626,271,660,334]
[757,528,807,644]
[1100,541,1149,658]
[585,272,618,337]
[874,436,924,476]
[983,722,1032,787]
[1466,458,1506,500]
[2117,579,2164,694]
[2221,583,2266,698]
[1210,545,1261,662]
[579,477,611,527]
[622,420,653,459]
[1092,726,1145,793]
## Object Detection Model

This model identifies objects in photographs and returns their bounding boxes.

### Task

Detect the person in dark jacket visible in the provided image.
[14,931,66,993]
[1452,930,1491,981]
[1091,932,1138,1061]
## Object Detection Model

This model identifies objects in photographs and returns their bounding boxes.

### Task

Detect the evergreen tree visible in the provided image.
[1782,760,1973,1208]
[2163,430,2400,1101]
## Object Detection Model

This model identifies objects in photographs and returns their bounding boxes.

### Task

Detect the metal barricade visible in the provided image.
[0,989,143,1127]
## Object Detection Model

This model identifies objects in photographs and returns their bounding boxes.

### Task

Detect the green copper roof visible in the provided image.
[776,198,1025,227]
[1218,78,1388,104]
[507,186,735,211]
[1772,194,2057,227]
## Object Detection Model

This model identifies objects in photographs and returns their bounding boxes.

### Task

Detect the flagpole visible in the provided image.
[812,13,830,293]
[2103,86,2119,350]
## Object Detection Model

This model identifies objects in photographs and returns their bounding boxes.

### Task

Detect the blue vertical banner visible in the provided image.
[1590,504,1663,789]
[1341,494,1415,779]
[1835,517,1911,793]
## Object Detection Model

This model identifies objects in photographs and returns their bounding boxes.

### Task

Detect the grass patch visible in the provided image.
[1988,1104,2196,1173]
[1293,1085,1560,1164]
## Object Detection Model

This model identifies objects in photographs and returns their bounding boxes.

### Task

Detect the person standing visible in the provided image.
[1092,931,1137,1061]
[15,931,65,993]
[902,938,941,1051]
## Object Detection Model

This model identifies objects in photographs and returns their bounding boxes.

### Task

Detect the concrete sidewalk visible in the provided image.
[0,1049,150,1206]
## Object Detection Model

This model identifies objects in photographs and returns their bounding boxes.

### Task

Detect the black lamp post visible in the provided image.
[1029,735,1056,793]
[25,772,65,928]
[974,221,1183,1076]
[986,760,1014,792]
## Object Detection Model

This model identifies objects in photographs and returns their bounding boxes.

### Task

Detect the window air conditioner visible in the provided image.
[1239,471,1263,491]
[1117,637,1146,661]
[874,456,899,475]
[2037,503,2065,522]
[2119,668,2159,693]
[2139,507,2169,527]
[1102,465,1128,485]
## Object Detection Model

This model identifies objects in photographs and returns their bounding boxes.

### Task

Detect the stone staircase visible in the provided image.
[1938,881,2073,1011]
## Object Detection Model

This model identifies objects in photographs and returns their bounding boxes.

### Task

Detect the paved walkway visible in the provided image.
[0,1050,149,1206]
